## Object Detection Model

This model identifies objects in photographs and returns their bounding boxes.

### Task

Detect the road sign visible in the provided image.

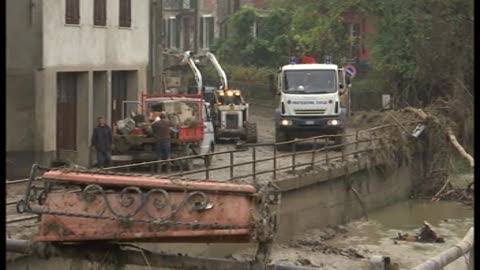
[324,55,332,64]
[344,64,357,78]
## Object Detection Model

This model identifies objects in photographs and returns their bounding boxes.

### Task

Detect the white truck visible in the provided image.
[275,63,350,149]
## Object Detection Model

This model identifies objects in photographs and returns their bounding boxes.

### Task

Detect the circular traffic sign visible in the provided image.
[344,64,357,78]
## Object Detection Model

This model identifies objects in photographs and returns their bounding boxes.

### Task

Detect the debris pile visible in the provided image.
[431,180,474,206]
[392,221,445,243]
[349,102,474,204]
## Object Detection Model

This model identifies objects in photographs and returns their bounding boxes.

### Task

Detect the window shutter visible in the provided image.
[190,0,197,9]
[119,0,131,27]
[94,0,101,25]
[66,0,80,24]
[168,18,177,48]
[168,18,172,48]
[94,0,99,25]
[73,0,79,23]
[119,0,123,26]
[233,0,240,12]
[100,0,106,26]
[163,19,169,48]
[126,0,131,27]
[207,16,214,48]
[174,19,180,48]
[66,0,72,22]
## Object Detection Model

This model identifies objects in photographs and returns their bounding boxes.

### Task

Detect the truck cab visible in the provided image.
[275,63,348,146]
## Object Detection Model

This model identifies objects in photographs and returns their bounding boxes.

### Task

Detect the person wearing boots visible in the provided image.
[152,112,173,173]
[91,116,112,168]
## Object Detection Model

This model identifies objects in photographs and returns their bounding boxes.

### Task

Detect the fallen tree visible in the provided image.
[402,106,474,203]
[403,107,474,169]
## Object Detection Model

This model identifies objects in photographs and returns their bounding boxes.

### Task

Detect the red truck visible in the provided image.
[112,93,216,170]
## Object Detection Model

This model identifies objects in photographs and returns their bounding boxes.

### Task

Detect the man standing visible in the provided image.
[152,112,173,172]
[91,116,112,168]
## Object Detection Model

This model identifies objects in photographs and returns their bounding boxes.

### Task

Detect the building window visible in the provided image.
[94,0,107,26]
[65,0,80,25]
[167,17,179,48]
[233,0,241,12]
[252,15,266,38]
[182,0,191,9]
[200,15,214,49]
[182,0,197,9]
[119,0,131,27]
[163,18,168,46]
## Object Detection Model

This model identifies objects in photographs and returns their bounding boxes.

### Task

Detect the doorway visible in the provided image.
[111,71,128,125]
[56,72,78,153]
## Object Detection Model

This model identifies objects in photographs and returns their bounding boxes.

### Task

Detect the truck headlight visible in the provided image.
[281,119,292,126]
[327,119,340,126]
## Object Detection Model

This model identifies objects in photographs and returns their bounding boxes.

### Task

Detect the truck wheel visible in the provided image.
[181,145,194,171]
[245,122,258,143]
[275,130,291,151]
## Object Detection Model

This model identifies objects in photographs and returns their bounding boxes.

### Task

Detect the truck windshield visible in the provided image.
[283,70,337,94]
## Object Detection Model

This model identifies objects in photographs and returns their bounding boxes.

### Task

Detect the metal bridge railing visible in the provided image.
[7,121,404,230]
[102,121,421,183]
[411,227,474,270]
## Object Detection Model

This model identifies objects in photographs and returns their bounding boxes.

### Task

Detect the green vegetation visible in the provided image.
[212,0,473,146]
[213,0,473,107]
[214,0,369,67]
[369,0,473,107]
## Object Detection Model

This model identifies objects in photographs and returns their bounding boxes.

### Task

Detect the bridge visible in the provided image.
[5,120,473,269]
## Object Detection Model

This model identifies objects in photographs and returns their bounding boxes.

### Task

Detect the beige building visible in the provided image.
[160,0,267,92]
[162,0,267,53]
[7,0,149,177]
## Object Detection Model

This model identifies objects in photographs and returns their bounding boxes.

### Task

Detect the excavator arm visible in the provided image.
[184,51,203,94]
[205,52,229,90]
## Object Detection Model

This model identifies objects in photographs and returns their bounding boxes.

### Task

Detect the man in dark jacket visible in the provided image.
[152,112,173,172]
[91,116,112,168]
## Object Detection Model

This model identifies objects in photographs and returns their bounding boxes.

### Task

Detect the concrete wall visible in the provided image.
[6,0,44,178]
[276,162,414,242]
[42,0,149,68]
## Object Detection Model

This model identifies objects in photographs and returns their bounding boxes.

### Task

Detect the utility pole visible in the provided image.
[149,0,164,93]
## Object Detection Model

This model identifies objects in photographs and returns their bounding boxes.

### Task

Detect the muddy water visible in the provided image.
[324,200,474,269]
